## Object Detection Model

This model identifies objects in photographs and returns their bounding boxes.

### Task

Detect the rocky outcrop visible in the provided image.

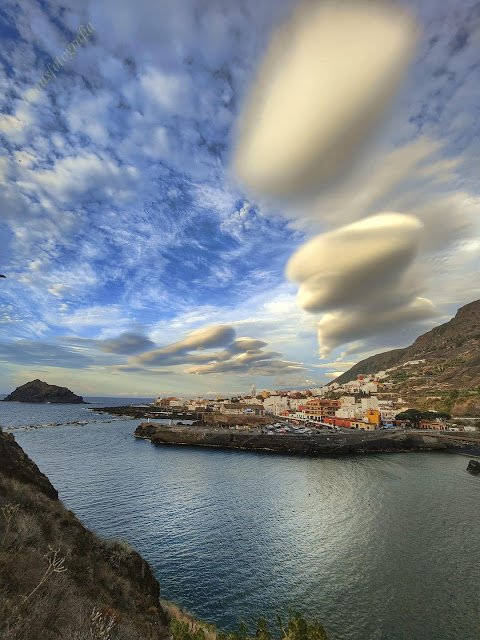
[0,427,168,639]
[466,459,480,473]
[0,427,58,499]
[3,379,86,403]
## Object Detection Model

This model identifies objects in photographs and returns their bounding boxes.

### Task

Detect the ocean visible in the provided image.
[1,398,479,640]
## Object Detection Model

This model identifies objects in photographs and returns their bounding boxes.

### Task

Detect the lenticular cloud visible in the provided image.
[286,213,424,313]
[233,0,417,199]
[285,213,436,356]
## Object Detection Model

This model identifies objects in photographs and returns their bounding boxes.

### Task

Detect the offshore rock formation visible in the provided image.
[2,379,86,404]
[466,459,480,474]
[0,427,169,640]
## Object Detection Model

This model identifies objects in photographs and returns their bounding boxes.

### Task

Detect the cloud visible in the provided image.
[233,0,417,199]
[286,213,424,312]
[301,136,475,253]
[134,325,236,366]
[109,365,170,375]
[126,322,307,379]
[99,332,156,355]
[0,340,94,368]
[185,351,305,376]
[317,297,436,356]
[286,213,437,356]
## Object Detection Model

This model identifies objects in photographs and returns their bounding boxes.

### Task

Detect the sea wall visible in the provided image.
[134,423,450,456]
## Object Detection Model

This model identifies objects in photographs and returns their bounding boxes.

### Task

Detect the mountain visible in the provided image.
[329,299,480,415]
[2,379,86,403]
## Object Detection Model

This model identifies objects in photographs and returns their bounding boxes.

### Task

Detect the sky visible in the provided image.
[0,0,479,397]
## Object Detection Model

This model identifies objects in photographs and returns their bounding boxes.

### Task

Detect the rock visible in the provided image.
[2,379,86,404]
[466,459,480,474]
[0,427,58,499]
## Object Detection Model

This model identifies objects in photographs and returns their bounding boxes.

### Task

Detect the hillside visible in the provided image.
[2,379,86,404]
[0,426,169,640]
[330,299,480,415]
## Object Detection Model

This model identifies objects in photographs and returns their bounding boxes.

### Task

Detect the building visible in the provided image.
[361,396,379,411]
[304,398,340,422]
[154,396,180,408]
[419,419,448,431]
[263,395,289,415]
[221,403,265,416]
[365,409,381,428]
[350,420,376,430]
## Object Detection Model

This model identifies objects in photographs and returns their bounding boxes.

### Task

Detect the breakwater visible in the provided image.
[134,423,451,455]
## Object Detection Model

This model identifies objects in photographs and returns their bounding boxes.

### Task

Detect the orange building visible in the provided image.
[304,398,340,421]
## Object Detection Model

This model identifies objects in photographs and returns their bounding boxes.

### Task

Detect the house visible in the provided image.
[154,396,179,407]
[350,420,376,430]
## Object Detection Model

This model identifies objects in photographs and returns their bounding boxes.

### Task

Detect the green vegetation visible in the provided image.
[169,611,331,640]
[395,408,451,427]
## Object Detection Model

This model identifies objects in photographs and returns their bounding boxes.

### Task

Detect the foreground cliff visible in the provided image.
[135,423,450,455]
[0,427,168,640]
[3,379,86,404]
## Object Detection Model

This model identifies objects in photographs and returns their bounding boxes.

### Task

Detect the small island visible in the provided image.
[2,379,86,404]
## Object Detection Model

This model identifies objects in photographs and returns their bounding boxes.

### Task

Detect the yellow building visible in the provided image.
[366,409,381,428]
[262,390,271,398]
[350,420,376,430]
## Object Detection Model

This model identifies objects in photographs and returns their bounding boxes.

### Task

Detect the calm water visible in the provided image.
[1,398,479,640]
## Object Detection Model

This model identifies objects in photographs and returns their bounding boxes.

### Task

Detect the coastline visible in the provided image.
[134,422,455,456]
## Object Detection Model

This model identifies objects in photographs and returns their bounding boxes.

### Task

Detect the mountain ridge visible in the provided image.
[329,300,480,415]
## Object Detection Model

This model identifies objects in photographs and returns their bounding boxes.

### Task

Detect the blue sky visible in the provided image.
[0,0,479,397]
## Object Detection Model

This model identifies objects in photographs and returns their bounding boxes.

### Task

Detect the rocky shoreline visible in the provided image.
[134,423,453,456]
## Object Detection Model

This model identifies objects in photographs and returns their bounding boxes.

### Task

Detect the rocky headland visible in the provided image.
[134,423,453,456]
[2,379,86,404]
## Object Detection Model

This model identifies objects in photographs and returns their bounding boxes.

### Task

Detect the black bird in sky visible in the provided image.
[0,275,5,278]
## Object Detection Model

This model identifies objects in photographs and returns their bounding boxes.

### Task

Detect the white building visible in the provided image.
[361,397,379,411]
[263,395,289,415]
[360,381,380,394]
[289,398,307,410]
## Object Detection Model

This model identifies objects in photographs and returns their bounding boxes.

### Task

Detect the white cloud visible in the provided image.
[286,213,424,312]
[233,0,417,198]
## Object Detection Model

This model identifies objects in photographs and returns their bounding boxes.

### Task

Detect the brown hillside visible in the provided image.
[0,427,169,640]
[332,299,480,388]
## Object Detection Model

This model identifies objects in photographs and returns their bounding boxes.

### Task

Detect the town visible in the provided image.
[149,372,477,433]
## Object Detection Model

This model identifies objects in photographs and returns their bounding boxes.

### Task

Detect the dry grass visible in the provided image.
[0,441,169,640]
